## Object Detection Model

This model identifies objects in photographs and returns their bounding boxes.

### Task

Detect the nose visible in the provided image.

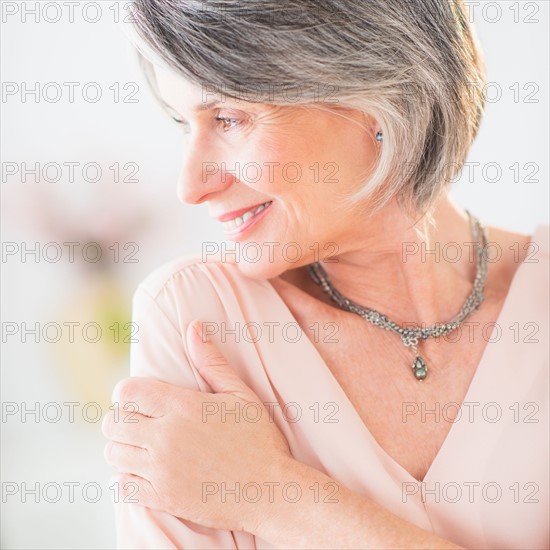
[176,134,233,205]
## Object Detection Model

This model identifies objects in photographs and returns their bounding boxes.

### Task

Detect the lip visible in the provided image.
[216,201,269,222]
[220,201,273,239]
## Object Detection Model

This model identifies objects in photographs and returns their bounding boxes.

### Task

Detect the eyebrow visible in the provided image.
[195,100,220,112]
[159,97,224,118]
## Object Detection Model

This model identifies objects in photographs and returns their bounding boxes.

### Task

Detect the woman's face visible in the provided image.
[154,65,380,279]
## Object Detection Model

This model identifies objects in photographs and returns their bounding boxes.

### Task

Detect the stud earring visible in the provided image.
[375,131,383,142]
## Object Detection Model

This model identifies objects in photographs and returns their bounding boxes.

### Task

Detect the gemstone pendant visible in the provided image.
[412,356,427,380]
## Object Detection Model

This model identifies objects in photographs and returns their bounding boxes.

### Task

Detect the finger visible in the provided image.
[104,441,149,477]
[112,377,181,418]
[110,473,162,511]
[102,410,153,448]
[186,319,259,402]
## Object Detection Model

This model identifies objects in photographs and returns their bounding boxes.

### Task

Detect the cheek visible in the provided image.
[233,113,373,198]
[232,125,323,193]
[233,140,298,194]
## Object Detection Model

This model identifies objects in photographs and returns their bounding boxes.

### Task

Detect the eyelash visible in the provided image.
[170,114,241,133]
[215,116,240,132]
[171,117,189,132]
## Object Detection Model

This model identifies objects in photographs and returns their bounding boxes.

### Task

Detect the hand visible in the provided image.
[102,319,294,534]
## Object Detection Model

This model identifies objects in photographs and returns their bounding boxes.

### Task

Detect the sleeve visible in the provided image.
[114,278,257,550]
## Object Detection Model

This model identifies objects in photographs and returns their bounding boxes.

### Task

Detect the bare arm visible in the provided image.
[107,285,464,549]
[250,456,463,550]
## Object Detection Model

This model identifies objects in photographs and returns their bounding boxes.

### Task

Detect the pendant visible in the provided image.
[412,356,427,381]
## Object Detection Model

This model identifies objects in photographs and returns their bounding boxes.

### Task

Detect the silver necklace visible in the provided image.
[306,211,488,381]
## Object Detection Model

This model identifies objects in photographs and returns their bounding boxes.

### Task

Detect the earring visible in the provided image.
[375,131,383,142]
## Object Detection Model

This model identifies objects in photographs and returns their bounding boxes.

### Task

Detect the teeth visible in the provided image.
[222,201,271,231]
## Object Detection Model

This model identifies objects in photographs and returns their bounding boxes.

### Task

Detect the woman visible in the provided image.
[102,0,549,548]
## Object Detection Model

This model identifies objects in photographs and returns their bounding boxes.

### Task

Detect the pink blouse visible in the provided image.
[115,225,549,549]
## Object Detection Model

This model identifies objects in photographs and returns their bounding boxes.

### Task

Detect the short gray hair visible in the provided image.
[129,0,486,216]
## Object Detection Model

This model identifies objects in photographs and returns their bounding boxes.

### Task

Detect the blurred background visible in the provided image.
[1,1,548,548]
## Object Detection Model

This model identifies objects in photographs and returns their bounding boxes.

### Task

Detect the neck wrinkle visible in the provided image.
[318,195,477,327]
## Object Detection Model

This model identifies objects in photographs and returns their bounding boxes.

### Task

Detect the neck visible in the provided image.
[318,195,479,327]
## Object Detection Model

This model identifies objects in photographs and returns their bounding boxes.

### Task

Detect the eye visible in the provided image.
[171,115,191,133]
[215,115,241,132]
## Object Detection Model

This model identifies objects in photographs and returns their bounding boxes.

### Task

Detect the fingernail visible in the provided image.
[193,320,204,341]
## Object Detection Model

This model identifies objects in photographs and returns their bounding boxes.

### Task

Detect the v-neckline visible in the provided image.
[264,228,537,484]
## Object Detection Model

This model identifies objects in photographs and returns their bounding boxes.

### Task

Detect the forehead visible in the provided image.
[154,65,207,106]
[153,64,251,114]
[150,64,362,126]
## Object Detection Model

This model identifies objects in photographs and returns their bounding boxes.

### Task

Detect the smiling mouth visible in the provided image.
[220,201,272,232]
